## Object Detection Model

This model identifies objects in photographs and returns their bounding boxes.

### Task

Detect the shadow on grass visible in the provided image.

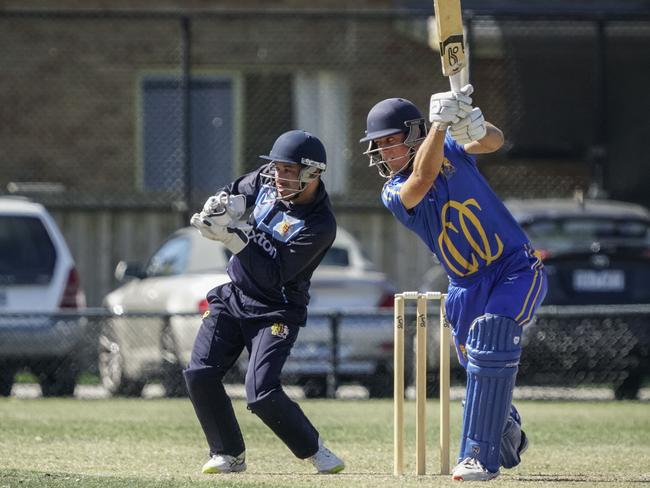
[0,469,351,488]
[514,474,650,483]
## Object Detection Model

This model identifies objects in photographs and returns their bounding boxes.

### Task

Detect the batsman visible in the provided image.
[184,129,344,475]
[360,89,547,480]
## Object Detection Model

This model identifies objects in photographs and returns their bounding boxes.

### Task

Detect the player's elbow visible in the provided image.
[480,124,504,152]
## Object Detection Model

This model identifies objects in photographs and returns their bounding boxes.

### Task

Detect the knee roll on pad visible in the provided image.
[465,314,522,375]
[459,314,523,473]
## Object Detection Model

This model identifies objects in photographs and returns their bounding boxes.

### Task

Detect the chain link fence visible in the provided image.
[1,9,650,209]
[1,8,649,402]
[1,305,648,400]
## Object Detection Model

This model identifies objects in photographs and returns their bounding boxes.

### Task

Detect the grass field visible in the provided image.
[1,397,648,487]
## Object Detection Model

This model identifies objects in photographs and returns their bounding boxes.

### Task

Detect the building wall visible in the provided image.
[3,3,649,304]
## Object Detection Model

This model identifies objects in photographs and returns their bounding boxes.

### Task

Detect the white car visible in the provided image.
[100,227,396,398]
[0,196,86,396]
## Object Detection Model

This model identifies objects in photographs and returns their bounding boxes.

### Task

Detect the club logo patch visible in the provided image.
[270,323,289,339]
[472,445,480,455]
[278,220,291,236]
[271,214,302,241]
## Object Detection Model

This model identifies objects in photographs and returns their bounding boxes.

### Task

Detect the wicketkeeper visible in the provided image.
[360,87,547,481]
[184,129,344,475]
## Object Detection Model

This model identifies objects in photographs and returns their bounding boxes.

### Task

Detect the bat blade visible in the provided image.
[433,0,466,78]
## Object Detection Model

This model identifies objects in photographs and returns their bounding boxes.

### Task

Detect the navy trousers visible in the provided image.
[183,297,320,459]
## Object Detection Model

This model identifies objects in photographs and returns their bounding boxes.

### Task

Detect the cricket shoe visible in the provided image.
[452,457,499,481]
[308,438,345,474]
[202,451,246,474]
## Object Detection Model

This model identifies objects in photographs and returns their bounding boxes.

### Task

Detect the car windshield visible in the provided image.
[523,217,650,251]
[145,236,191,277]
[0,216,56,285]
[319,246,349,267]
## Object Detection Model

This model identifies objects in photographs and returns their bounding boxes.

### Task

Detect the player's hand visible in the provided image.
[190,212,224,241]
[190,212,251,253]
[429,84,474,127]
[201,192,247,227]
[450,107,487,144]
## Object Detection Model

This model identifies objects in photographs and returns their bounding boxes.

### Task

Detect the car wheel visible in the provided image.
[161,326,187,397]
[98,327,145,397]
[36,358,78,397]
[366,364,393,398]
[0,364,16,397]
[299,377,328,398]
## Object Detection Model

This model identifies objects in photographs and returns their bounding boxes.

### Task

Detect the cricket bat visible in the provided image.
[433,0,466,93]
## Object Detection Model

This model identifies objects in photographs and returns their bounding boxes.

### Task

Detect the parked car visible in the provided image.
[0,196,86,396]
[100,226,396,398]
[420,198,650,399]
[421,198,650,305]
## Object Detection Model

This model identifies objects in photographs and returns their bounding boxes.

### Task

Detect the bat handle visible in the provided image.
[449,72,463,94]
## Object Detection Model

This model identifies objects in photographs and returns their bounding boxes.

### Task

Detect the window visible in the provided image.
[0,216,56,285]
[141,76,237,193]
[523,217,650,252]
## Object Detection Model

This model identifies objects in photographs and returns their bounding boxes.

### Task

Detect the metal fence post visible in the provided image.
[327,312,340,399]
[180,15,193,220]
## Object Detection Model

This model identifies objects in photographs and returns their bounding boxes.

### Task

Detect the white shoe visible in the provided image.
[452,457,499,481]
[308,438,345,474]
[202,451,246,474]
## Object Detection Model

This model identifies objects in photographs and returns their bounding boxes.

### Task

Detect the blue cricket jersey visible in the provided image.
[382,133,530,286]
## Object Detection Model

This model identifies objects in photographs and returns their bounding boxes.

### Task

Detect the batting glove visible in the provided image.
[429,84,474,128]
[450,107,487,145]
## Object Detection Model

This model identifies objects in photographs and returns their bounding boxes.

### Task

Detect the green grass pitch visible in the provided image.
[0,398,648,487]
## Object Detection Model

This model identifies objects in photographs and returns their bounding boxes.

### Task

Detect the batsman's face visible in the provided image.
[374,133,410,172]
[274,162,301,197]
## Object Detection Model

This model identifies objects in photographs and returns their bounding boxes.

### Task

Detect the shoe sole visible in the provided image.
[202,463,247,474]
[452,471,499,481]
[319,464,345,474]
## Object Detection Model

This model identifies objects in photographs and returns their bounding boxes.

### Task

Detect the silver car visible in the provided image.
[100,227,396,398]
[0,196,87,396]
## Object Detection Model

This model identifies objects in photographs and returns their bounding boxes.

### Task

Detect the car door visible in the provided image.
[112,235,192,369]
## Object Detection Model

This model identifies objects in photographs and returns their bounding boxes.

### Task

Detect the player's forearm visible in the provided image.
[464,123,504,154]
[400,126,446,209]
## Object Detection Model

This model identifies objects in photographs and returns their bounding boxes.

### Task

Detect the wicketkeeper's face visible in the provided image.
[274,162,302,198]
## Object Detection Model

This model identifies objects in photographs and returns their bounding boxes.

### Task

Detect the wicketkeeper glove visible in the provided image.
[429,84,474,129]
[190,212,252,254]
[449,107,487,145]
[201,191,247,227]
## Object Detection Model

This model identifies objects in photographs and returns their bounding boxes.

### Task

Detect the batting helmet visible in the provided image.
[359,98,425,143]
[360,98,427,178]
